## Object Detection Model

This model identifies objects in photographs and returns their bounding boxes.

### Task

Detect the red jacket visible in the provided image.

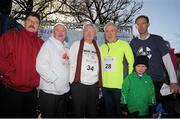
[0,28,43,92]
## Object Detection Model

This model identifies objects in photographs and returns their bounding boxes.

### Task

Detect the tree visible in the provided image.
[12,0,33,20]
[11,0,143,28]
[11,0,64,20]
[60,0,143,26]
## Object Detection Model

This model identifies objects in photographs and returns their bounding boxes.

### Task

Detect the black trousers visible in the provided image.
[0,84,38,118]
[153,81,163,104]
[70,82,99,117]
[102,87,122,117]
[39,90,68,118]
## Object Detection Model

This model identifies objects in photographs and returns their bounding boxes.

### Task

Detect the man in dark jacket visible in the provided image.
[130,15,180,116]
[0,12,44,117]
[0,0,12,35]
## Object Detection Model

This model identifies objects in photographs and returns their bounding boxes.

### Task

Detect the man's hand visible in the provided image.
[62,52,69,60]
[151,113,158,118]
[169,83,180,93]
[122,111,128,116]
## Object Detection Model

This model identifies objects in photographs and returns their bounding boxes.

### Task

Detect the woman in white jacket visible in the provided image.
[36,23,70,118]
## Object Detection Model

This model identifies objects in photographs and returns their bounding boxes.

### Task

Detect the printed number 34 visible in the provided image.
[87,65,94,71]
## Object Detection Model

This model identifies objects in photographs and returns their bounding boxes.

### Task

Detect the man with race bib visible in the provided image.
[100,22,134,117]
[69,23,102,117]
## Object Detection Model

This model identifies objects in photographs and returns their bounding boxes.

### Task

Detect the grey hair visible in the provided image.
[83,23,97,34]
[104,22,118,32]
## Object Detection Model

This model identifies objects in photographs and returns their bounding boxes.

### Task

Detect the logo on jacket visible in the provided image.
[137,46,152,59]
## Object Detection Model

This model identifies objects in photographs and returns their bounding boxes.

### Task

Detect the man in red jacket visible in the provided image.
[0,12,44,117]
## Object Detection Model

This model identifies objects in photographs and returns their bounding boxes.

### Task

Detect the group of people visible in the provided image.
[0,12,180,118]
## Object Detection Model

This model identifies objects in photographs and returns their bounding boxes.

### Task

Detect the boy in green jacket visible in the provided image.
[121,55,157,117]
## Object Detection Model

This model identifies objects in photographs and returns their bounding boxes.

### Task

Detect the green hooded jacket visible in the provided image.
[121,72,156,116]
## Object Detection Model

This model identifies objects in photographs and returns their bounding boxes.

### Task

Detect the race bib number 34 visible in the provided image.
[82,52,98,74]
[103,57,116,72]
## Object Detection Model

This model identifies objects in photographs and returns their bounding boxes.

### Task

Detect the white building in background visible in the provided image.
[38,21,133,47]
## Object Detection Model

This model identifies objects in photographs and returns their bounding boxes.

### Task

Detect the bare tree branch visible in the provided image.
[11,0,143,28]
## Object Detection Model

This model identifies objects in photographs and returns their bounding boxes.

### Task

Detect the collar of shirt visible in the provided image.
[138,33,150,40]
[138,74,143,80]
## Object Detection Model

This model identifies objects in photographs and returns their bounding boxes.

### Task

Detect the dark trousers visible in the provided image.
[70,82,99,117]
[102,87,122,117]
[153,81,163,104]
[153,81,167,114]
[39,90,68,118]
[151,81,180,117]
[0,84,38,118]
